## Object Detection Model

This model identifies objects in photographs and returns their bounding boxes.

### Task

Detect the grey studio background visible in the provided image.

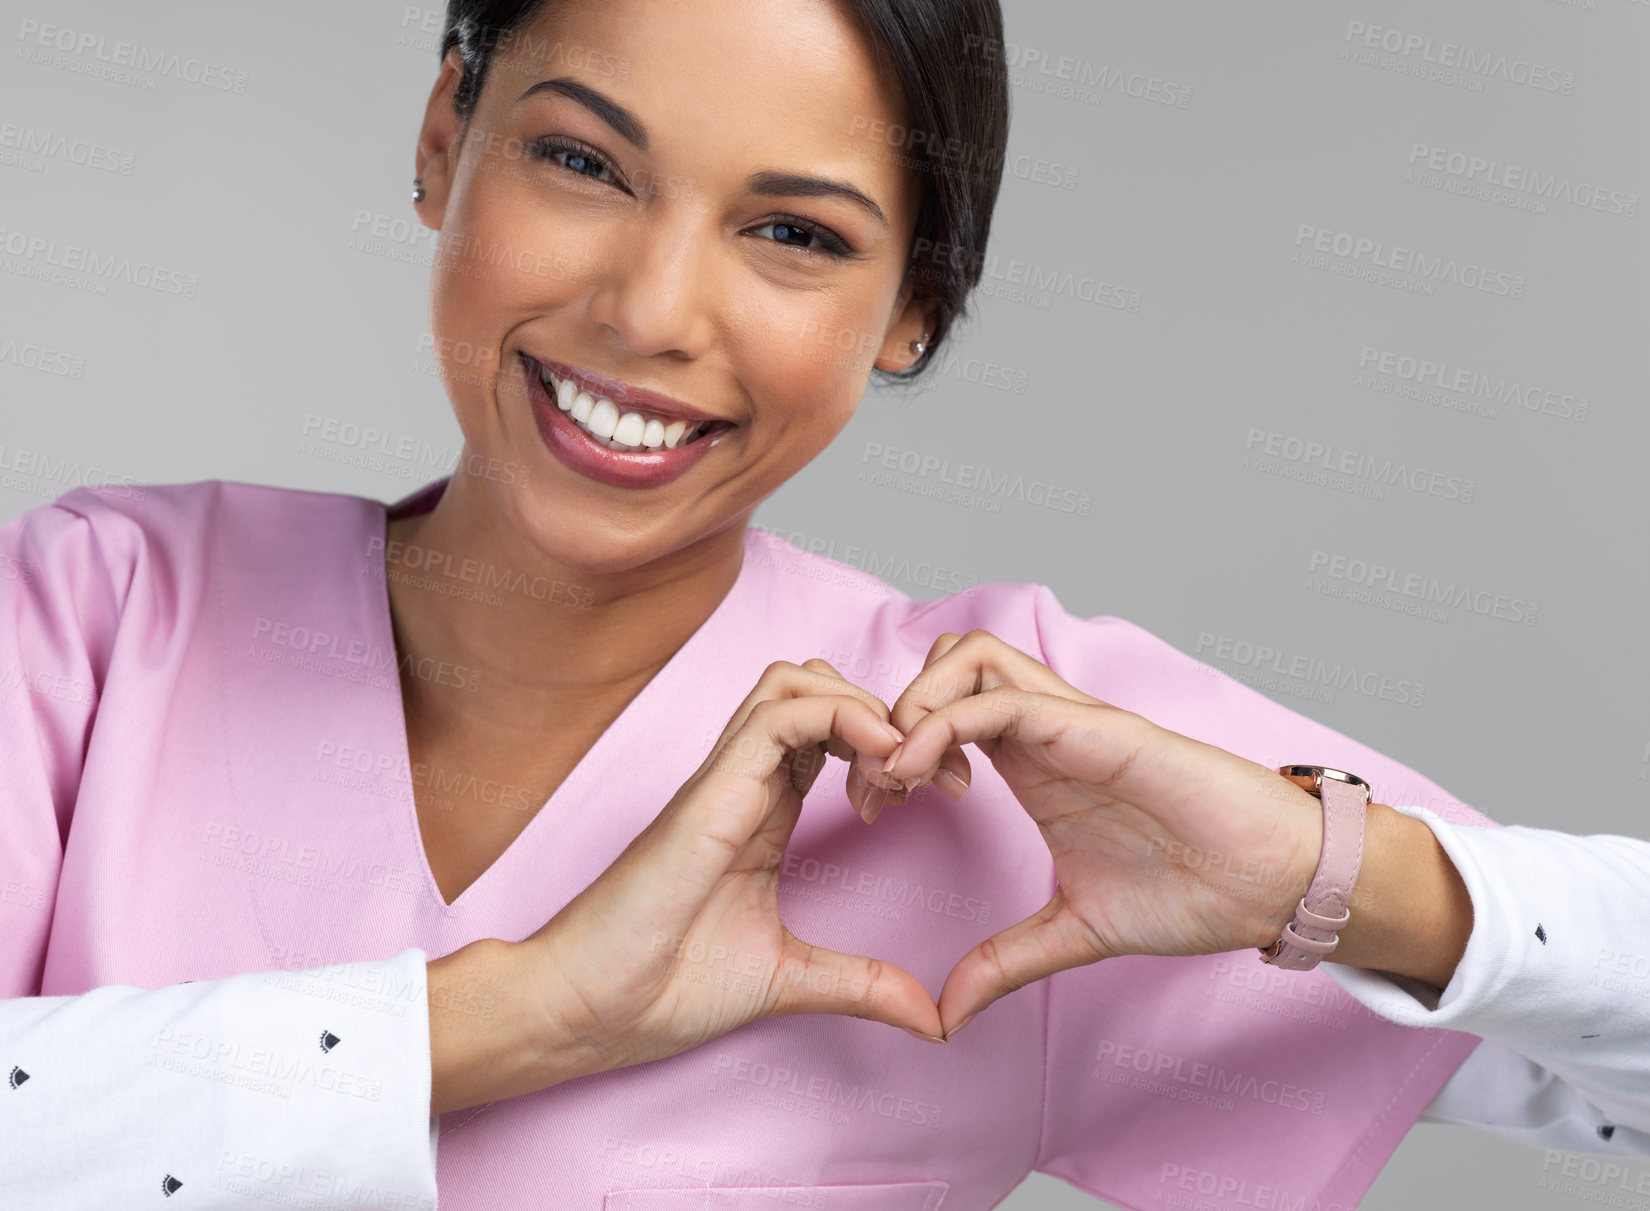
[2,1,1646,1208]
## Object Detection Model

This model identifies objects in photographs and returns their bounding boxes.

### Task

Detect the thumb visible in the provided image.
[936,886,1104,1038]
[769,934,945,1041]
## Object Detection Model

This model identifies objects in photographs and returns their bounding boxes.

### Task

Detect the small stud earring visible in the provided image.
[412,176,426,203]
[908,332,930,358]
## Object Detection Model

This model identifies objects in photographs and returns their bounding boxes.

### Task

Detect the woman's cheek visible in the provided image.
[753,297,883,405]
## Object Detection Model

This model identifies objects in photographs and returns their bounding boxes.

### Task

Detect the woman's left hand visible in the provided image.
[856,629,1326,1038]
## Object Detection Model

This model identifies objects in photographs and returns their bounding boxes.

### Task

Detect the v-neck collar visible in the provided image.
[369,477,762,914]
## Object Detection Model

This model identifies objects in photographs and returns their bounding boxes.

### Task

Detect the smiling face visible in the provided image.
[412,0,933,574]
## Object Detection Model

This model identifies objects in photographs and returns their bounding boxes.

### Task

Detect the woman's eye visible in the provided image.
[557,150,608,180]
[527,139,617,185]
[756,222,815,248]
[750,220,851,258]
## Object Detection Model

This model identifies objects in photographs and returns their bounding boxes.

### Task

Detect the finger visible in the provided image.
[881,685,1124,792]
[771,932,945,1041]
[787,743,829,797]
[704,659,902,810]
[723,659,899,801]
[664,694,905,874]
[895,630,1100,734]
[789,731,893,802]
[935,885,1107,1038]
[853,732,974,804]
[919,635,975,800]
[797,658,896,768]
[846,763,912,822]
[855,633,976,800]
[927,745,974,803]
[785,658,919,818]
[846,762,883,817]
[718,659,897,750]
[860,627,1086,802]
[844,750,923,822]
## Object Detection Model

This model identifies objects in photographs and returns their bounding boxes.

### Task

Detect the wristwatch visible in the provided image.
[1258,765,1372,970]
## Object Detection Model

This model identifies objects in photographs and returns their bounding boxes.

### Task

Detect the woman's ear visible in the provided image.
[413,48,466,231]
[873,283,940,374]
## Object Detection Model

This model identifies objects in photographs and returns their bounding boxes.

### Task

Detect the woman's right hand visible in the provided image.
[427,659,944,1115]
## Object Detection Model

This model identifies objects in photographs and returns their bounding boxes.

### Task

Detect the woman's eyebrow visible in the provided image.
[514,77,648,150]
[745,171,888,227]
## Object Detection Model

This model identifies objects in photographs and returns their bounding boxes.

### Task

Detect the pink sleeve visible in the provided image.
[0,495,129,998]
[1019,584,1493,1210]
[0,491,444,1206]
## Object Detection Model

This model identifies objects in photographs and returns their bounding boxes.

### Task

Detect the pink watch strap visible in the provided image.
[1260,772,1370,971]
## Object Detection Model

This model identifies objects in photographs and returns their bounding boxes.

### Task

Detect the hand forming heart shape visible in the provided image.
[501,636,1326,1105]
[842,629,1327,1040]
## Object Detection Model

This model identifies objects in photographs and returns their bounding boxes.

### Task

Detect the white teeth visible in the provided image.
[537,362,719,453]
[613,411,646,447]
[588,397,619,440]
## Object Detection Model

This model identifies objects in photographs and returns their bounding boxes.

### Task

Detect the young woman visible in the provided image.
[3,1,1646,1207]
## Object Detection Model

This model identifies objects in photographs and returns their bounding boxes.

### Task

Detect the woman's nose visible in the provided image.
[584,207,719,360]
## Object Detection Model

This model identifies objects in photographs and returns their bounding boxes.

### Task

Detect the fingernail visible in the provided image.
[934,769,969,801]
[877,720,905,746]
[903,1026,946,1044]
[862,783,889,824]
[944,1013,976,1040]
[880,742,904,774]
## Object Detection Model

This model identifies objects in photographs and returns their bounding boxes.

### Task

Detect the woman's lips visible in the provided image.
[522,355,734,490]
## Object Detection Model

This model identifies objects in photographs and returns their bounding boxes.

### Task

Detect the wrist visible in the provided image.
[428,937,586,1116]
[1325,803,1474,990]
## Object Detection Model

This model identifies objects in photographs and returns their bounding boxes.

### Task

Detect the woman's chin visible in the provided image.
[504,511,731,582]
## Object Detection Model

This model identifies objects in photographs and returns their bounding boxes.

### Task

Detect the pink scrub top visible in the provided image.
[1,476,1492,1209]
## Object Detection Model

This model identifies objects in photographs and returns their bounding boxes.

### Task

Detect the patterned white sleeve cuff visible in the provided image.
[0,948,441,1210]
[1323,804,1650,1140]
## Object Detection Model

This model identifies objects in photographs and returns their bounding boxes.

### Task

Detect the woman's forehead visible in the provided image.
[484,0,909,134]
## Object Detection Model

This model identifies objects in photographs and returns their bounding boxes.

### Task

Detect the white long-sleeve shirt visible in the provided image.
[3,806,1647,1208]
[1330,804,1650,1156]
